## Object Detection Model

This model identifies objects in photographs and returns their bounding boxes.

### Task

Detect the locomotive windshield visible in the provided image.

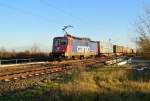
[54,38,68,46]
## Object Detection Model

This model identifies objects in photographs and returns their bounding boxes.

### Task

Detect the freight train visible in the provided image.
[50,34,136,59]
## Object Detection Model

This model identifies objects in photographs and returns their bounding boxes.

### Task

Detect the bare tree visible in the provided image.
[30,44,40,53]
[136,8,150,58]
[0,47,6,59]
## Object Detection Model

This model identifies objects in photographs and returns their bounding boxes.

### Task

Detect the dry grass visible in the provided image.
[1,66,150,101]
[37,67,150,101]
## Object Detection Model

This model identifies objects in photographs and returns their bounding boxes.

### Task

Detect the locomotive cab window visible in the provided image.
[54,38,68,46]
[60,39,67,45]
[54,39,60,46]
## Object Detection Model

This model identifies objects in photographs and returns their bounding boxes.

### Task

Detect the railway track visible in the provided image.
[0,56,128,82]
[0,57,107,82]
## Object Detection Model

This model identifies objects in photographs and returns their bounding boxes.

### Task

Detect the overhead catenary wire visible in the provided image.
[0,1,61,25]
[39,0,90,37]
[0,1,88,36]
[39,0,87,24]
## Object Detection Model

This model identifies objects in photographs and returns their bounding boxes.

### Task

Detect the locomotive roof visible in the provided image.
[53,34,98,43]
[65,34,95,42]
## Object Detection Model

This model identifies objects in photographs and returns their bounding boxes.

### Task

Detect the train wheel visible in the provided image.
[71,56,75,60]
[80,56,84,60]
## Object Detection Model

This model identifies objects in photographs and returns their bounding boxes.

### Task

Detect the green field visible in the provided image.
[1,66,150,101]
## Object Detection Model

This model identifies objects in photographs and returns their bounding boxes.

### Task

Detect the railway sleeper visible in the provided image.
[41,73,45,75]
[13,77,18,80]
[21,76,27,79]
[35,74,39,76]
[3,79,10,82]
[28,74,33,77]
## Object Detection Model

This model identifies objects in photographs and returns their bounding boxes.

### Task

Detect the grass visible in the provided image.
[1,65,150,101]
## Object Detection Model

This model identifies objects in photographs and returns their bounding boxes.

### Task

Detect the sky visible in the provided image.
[0,0,150,52]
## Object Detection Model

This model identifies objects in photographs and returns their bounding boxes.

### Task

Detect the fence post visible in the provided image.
[29,58,31,63]
[16,59,18,64]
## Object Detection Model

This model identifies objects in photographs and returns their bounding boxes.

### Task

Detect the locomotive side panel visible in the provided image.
[66,38,98,57]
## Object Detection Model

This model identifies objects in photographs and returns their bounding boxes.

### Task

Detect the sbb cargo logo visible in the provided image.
[77,46,90,52]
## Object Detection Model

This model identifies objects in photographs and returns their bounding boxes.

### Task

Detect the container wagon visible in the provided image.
[113,45,124,55]
[98,41,113,56]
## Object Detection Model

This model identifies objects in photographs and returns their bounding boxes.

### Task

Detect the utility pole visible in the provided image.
[109,38,111,43]
[136,37,138,56]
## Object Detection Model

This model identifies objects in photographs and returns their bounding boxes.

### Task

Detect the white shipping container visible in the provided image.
[100,42,113,53]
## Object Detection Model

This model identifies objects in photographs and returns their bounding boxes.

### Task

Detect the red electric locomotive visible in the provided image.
[51,34,99,59]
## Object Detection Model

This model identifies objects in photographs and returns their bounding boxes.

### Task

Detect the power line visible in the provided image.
[0,1,87,35]
[39,0,87,24]
[0,1,60,25]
